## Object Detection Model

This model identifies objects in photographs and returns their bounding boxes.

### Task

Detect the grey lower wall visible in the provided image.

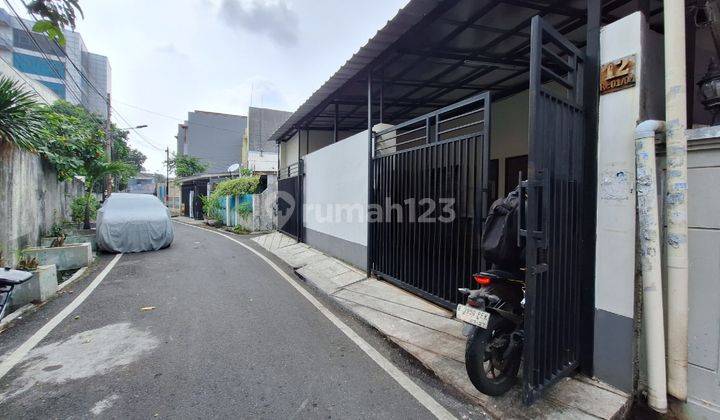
[0,142,84,265]
[593,309,634,393]
[304,227,366,270]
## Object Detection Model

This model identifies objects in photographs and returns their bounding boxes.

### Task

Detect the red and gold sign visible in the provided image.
[600,55,636,95]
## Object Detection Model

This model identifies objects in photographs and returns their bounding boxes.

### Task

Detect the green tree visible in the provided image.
[35,101,138,228]
[26,0,83,46]
[0,77,42,151]
[111,128,146,190]
[35,101,104,180]
[80,159,135,228]
[166,153,208,177]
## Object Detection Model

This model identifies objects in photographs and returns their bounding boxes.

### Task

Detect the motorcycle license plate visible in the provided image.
[456,304,490,329]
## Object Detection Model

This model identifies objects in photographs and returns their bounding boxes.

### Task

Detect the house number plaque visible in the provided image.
[600,54,637,95]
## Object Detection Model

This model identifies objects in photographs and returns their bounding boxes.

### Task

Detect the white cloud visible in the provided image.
[73,0,410,173]
[218,0,299,47]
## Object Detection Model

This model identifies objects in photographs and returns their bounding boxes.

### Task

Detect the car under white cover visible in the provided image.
[96,193,174,253]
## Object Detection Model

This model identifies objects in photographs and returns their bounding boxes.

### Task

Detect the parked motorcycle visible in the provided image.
[456,186,526,396]
[458,269,525,395]
[0,267,33,321]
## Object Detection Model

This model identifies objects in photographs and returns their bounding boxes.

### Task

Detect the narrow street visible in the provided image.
[0,222,481,419]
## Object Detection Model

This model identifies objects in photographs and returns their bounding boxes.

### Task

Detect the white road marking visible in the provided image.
[176,221,457,420]
[0,253,123,381]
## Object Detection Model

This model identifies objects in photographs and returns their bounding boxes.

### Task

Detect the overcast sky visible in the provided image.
[64,0,410,174]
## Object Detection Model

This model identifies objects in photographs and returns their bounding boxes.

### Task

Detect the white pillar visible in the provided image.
[636,120,668,413]
[594,12,647,392]
[663,0,689,401]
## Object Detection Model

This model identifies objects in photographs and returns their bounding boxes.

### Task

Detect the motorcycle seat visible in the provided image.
[0,268,33,287]
[484,268,524,282]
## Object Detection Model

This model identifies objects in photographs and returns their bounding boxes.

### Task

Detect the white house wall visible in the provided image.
[280,129,357,169]
[302,130,370,268]
[280,133,299,169]
[490,90,530,197]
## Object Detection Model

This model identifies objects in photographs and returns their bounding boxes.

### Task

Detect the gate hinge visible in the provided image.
[530,263,548,275]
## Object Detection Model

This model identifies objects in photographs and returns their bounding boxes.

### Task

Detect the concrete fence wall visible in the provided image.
[0,142,85,264]
[679,128,720,418]
[219,175,277,232]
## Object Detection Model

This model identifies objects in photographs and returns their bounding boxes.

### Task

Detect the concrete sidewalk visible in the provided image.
[253,231,632,419]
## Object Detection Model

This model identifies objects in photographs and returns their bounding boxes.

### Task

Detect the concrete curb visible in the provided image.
[0,304,36,332]
[0,258,95,333]
[57,267,88,291]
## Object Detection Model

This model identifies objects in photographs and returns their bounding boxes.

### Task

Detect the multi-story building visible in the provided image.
[243,106,291,172]
[0,7,111,119]
[176,110,248,175]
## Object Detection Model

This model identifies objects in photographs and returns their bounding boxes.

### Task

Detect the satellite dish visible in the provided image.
[227,163,240,173]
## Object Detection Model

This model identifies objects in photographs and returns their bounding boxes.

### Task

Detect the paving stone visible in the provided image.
[335,298,466,363]
[297,264,346,294]
[303,257,352,278]
[545,376,631,419]
[343,278,452,318]
[274,243,310,259]
[252,234,268,248]
[329,270,366,289]
[334,288,464,340]
[268,233,282,250]
[278,235,296,249]
[283,250,327,269]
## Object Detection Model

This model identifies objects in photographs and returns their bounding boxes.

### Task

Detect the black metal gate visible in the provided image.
[277,161,302,240]
[369,92,490,309]
[522,16,586,404]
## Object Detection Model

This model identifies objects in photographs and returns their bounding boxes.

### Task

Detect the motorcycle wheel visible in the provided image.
[465,316,521,396]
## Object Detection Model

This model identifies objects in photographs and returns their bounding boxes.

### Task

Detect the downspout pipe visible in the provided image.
[635,120,668,414]
[663,0,689,400]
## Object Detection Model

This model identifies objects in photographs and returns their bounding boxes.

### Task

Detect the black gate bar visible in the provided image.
[368,92,491,309]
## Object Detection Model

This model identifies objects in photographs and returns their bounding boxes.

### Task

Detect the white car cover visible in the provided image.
[97,193,174,253]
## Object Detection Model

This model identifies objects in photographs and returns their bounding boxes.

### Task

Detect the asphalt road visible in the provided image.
[0,222,486,419]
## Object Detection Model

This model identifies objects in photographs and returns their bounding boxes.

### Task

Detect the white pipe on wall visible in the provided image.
[663,0,689,401]
[635,120,668,413]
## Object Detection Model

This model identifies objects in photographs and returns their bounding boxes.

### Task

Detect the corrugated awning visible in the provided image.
[270,0,663,143]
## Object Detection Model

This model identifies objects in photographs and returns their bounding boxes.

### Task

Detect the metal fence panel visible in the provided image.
[369,92,490,309]
[523,16,586,404]
[277,161,302,239]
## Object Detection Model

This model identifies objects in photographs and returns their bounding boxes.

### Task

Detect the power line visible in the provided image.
[3,47,161,153]
[3,0,85,105]
[114,99,250,136]
[113,111,164,152]
[7,2,241,153]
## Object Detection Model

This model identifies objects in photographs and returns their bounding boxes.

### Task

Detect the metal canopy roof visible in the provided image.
[271,0,663,144]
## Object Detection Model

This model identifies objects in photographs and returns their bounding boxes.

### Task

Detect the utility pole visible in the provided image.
[104,92,112,199]
[165,147,170,205]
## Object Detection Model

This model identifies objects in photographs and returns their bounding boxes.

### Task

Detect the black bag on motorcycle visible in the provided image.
[481,187,523,267]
